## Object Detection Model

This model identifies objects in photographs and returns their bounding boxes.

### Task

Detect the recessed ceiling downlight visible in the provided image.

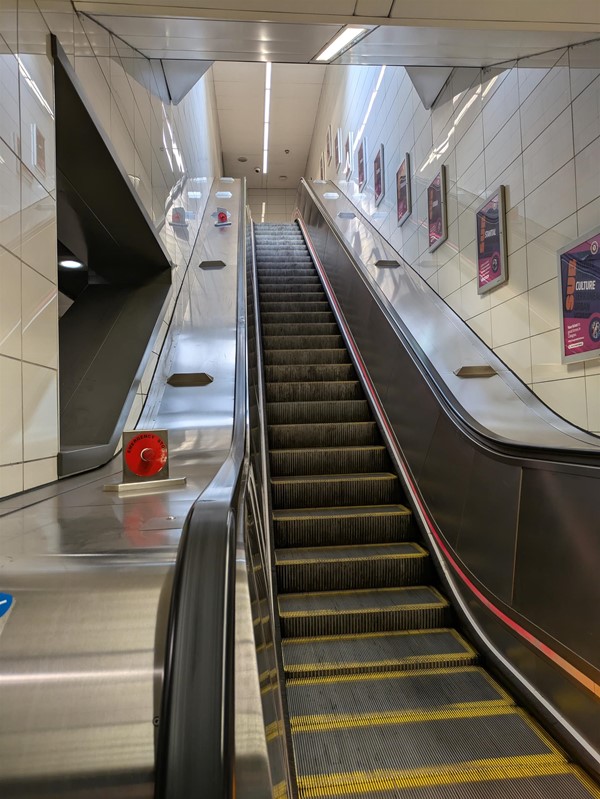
[238,156,248,162]
[60,258,84,269]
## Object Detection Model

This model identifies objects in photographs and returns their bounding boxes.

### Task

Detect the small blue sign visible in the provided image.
[0,593,13,619]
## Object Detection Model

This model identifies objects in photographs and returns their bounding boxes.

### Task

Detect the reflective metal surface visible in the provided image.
[305,178,600,453]
[0,178,244,797]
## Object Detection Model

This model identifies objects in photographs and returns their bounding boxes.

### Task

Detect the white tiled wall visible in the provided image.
[248,188,297,223]
[0,1,222,497]
[307,40,600,433]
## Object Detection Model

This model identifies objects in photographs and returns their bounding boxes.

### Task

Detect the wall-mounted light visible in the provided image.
[315,27,367,62]
[263,62,272,175]
[59,258,84,269]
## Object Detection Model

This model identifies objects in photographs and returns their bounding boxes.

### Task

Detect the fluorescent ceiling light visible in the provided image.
[315,27,366,62]
[263,62,272,175]
[60,258,84,269]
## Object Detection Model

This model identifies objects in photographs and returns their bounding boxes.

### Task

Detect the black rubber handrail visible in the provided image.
[155,182,248,799]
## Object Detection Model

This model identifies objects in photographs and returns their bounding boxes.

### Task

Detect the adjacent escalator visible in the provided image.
[254,221,600,799]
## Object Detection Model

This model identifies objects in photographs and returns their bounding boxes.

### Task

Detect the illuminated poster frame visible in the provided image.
[374,144,385,206]
[396,153,411,226]
[334,127,342,171]
[344,131,354,180]
[326,125,333,165]
[476,185,508,295]
[319,152,325,181]
[558,226,600,364]
[357,138,367,191]
[427,165,448,253]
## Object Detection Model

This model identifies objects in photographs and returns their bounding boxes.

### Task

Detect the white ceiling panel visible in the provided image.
[215,61,325,189]
[90,16,342,62]
[336,24,593,67]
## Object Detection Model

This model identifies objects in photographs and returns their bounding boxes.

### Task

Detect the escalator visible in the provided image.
[254,222,600,799]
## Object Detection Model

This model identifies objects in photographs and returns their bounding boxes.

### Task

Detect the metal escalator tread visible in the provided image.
[281,629,478,677]
[275,542,427,563]
[286,666,513,726]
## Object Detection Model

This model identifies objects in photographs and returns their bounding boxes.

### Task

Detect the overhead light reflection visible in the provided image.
[315,27,366,62]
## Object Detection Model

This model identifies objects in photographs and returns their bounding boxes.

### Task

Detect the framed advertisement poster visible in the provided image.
[396,153,411,226]
[319,151,325,181]
[344,131,354,180]
[558,226,600,364]
[357,138,367,191]
[334,128,342,171]
[427,166,448,253]
[374,144,385,206]
[326,125,333,165]
[476,186,508,294]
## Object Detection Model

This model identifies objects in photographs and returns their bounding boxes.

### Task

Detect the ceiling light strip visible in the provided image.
[315,26,366,63]
[263,62,272,175]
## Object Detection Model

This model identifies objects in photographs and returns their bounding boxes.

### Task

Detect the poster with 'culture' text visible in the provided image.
[559,228,600,364]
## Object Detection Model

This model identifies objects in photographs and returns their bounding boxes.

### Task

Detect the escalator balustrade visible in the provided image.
[254,222,600,799]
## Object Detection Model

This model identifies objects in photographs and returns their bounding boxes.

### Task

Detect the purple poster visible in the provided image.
[476,186,507,294]
[344,132,354,180]
[374,144,384,206]
[357,138,367,191]
[326,125,332,165]
[428,166,447,252]
[559,228,600,363]
[396,153,411,226]
[334,128,342,171]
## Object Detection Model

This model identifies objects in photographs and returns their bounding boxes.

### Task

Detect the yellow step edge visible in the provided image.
[279,601,448,618]
[273,507,411,520]
[271,445,386,453]
[272,474,398,485]
[291,702,517,732]
[286,664,502,688]
[282,627,471,646]
[284,652,478,674]
[280,585,447,601]
[277,555,426,566]
[297,756,586,798]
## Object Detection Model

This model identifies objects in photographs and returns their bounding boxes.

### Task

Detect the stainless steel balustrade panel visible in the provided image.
[0,179,244,797]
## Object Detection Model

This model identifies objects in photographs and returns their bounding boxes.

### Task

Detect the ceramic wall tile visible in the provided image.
[491,292,530,347]
[571,76,600,155]
[495,337,533,384]
[0,247,21,358]
[574,135,600,209]
[0,354,23,464]
[20,165,57,280]
[531,329,585,383]
[0,43,20,156]
[21,262,58,368]
[0,137,21,256]
[22,362,58,461]
[534,376,588,428]
[23,456,57,490]
[522,107,573,196]
[0,463,23,497]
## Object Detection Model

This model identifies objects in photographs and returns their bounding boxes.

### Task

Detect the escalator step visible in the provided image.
[331,772,600,799]
[275,542,430,592]
[278,586,449,637]
[259,276,321,286]
[282,628,478,678]
[263,335,344,351]
[271,472,401,509]
[260,301,331,313]
[268,422,379,449]
[270,445,389,476]
[260,292,327,304]
[286,667,512,727]
[266,380,363,402]
[262,323,339,337]
[258,283,323,294]
[273,504,412,548]
[292,710,569,798]
[267,399,370,425]
[261,311,335,325]
[263,349,351,366]
[265,363,356,383]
